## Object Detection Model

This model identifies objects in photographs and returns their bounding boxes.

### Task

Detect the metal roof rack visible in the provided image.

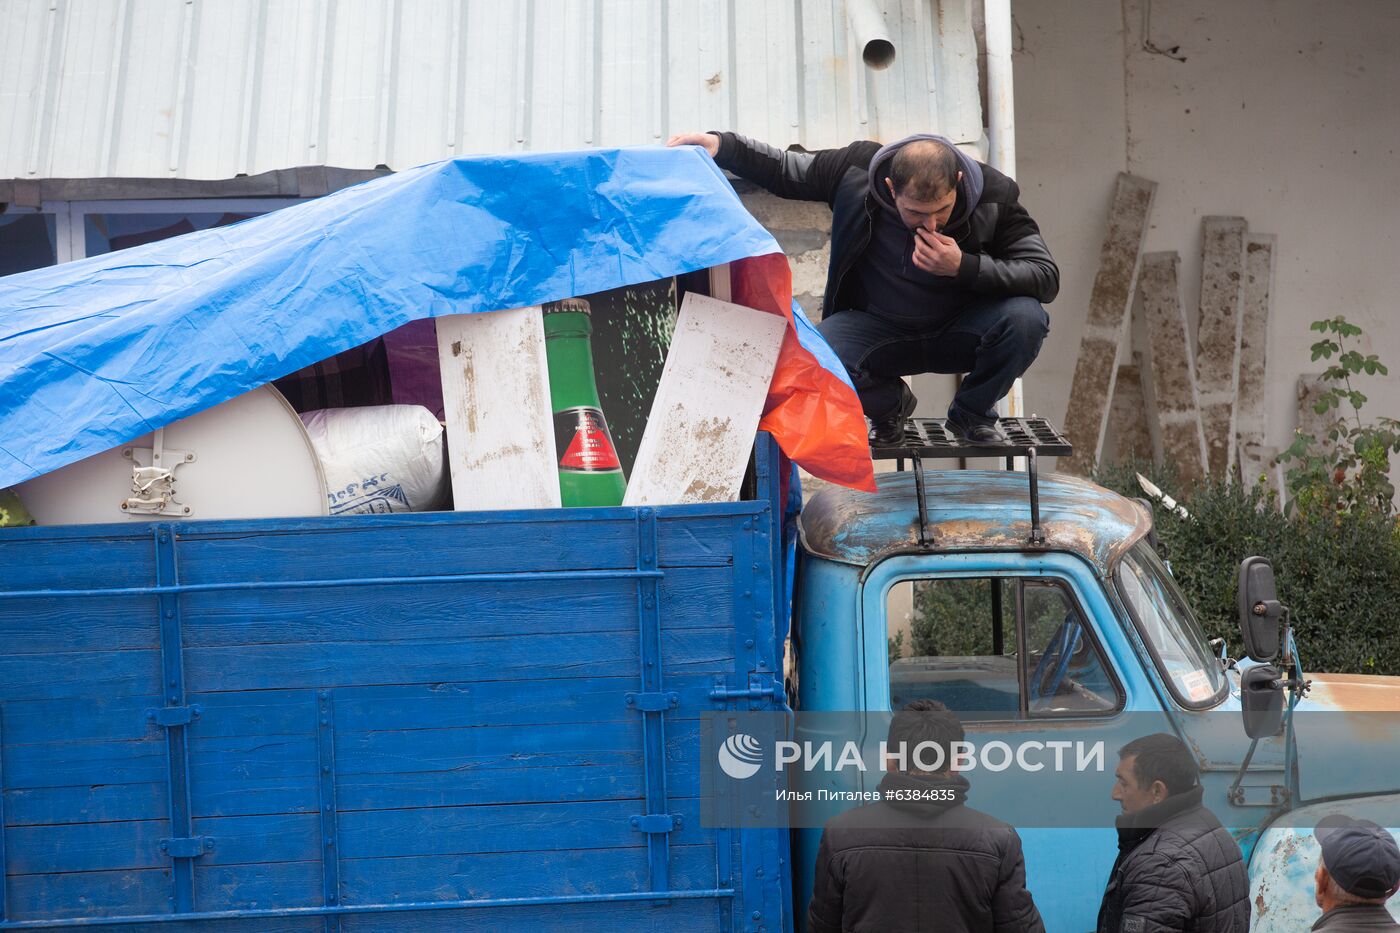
[868,417,1074,549]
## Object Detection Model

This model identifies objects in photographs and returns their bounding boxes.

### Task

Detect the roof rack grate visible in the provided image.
[869,416,1072,460]
[868,417,1073,548]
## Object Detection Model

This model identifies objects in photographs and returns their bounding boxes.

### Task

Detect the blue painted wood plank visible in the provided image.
[328,676,717,732]
[656,515,740,568]
[181,634,644,692]
[338,844,718,903]
[0,596,159,655]
[1,693,163,744]
[0,648,162,702]
[117,919,320,933]
[335,797,707,860]
[171,515,641,585]
[6,812,324,875]
[333,718,702,778]
[182,629,732,693]
[336,898,724,932]
[4,782,168,827]
[335,760,702,813]
[194,860,323,911]
[0,531,155,592]
[175,568,733,648]
[4,866,171,921]
[2,736,168,789]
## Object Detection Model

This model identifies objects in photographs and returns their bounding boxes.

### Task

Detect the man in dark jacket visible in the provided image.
[1098,733,1250,933]
[666,131,1057,445]
[805,699,1044,932]
[1310,813,1400,930]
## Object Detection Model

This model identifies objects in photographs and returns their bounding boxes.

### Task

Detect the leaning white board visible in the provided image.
[16,384,327,525]
[436,307,561,511]
[624,293,787,506]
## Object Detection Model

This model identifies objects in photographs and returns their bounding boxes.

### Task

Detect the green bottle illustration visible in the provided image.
[542,298,627,507]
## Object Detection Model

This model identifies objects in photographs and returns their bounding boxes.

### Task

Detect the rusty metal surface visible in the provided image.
[798,469,1150,572]
[1305,673,1400,712]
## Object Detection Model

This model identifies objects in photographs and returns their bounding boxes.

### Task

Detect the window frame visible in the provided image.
[877,565,1127,722]
[40,198,309,263]
[1111,541,1229,711]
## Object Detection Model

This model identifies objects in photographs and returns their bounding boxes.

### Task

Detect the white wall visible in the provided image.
[1013,0,1400,469]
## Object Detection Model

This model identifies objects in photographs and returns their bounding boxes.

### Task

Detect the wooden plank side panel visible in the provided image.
[0,647,162,704]
[336,797,711,860]
[0,529,155,592]
[172,512,640,584]
[178,565,732,647]
[0,594,159,656]
[338,898,723,932]
[182,628,732,693]
[8,865,319,928]
[338,844,720,904]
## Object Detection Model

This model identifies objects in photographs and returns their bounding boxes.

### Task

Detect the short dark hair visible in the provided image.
[889,140,960,201]
[886,699,965,773]
[1119,733,1199,796]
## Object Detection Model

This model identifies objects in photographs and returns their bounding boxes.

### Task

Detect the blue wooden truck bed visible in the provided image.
[0,438,792,931]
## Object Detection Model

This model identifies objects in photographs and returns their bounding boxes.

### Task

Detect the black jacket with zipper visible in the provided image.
[711,132,1059,320]
[806,771,1044,933]
[1096,786,1251,933]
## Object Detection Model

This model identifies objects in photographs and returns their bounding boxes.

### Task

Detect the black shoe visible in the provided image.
[947,413,1007,446]
[870,386,917,447]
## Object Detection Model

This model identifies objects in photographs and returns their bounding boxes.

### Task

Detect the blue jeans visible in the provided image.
[816,296,1050,426]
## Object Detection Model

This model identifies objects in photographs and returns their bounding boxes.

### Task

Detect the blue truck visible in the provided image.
[5,428,1398,932]
[3,150,1396,931]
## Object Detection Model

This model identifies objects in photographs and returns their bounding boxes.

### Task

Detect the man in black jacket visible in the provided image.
[1098,733,1250,933]
[666,131,1057,445]
[806,699,1044,932]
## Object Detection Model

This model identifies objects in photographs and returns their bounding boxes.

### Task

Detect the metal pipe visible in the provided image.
[0,568,664,602]
[847,0,896,70]
[0,888,737,930]
[985,0,1025,424]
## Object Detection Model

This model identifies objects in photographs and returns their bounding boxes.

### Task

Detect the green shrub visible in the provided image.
[1094,460,1400,675]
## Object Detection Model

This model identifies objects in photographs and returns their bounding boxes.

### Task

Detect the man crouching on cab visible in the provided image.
[667,130,1058,446]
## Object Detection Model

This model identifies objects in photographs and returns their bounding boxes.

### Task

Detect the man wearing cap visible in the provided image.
[665,130,1057,446]
[1312,814,1400,930]
[1097,733,1250,932]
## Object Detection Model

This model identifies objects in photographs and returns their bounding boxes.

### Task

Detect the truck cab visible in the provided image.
[789,448,1400,932]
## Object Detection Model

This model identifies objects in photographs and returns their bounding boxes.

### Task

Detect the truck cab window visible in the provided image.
[887,576,1122,717]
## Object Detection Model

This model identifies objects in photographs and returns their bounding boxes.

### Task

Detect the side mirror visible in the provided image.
[1241,665,1285,739]
[1238,556,1283,663]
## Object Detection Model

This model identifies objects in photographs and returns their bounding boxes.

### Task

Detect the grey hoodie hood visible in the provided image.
[868,134,984,233]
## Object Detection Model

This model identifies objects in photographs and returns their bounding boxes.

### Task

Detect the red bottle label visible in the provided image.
[555,407,622,472]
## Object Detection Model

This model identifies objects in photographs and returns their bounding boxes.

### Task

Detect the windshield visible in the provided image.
[1115,541,1227,707]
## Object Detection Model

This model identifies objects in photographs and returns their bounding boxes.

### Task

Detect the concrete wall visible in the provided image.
[1013,0,1400,469]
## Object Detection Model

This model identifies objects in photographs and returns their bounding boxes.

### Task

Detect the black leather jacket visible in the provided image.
[712,132,1059,319]
[1097,786,1251,933]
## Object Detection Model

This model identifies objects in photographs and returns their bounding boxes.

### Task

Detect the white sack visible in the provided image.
[300,405,449,515]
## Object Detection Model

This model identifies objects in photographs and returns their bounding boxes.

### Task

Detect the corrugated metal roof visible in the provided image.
[1,0,982,183]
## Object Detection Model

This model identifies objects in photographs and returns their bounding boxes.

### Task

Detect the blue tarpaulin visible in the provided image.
[0,147,783,487]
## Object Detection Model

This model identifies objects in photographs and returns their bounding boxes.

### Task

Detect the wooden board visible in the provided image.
[435,307,560,510]
[1195,216,1248,477]
[1236,233,1276,475]
[623,294,787,506]
[1139,252,1210,485]
[1060,173,1157,475]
